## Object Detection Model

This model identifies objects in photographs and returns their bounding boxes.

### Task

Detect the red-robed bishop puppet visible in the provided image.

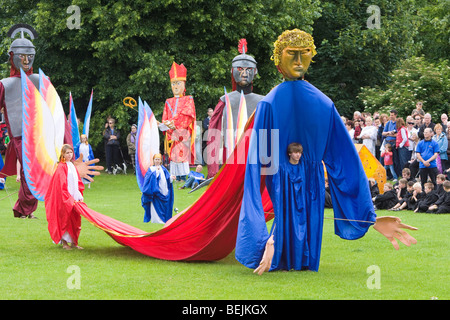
[0,24,39,218]
[161,62,196,180]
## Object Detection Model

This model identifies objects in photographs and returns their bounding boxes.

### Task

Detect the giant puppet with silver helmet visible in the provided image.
[206,39,264,178]
[0,24,40,219]
[0,24,102,219]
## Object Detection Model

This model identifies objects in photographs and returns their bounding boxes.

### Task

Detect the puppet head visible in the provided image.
[7,24,38,76]
[272,29,317,80]
[169,62,187,97]
[231,39,258,91]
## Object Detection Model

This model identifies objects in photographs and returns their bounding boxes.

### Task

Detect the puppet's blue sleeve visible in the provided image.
[323,105,376,240]
[235,101,274,269]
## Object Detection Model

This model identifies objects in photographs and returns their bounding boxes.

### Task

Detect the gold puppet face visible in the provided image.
[278,46,313,80]
[272,29,317,80]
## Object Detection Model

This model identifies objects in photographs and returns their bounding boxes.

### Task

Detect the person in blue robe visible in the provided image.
[141,154,175,224]
[235,29,417,274]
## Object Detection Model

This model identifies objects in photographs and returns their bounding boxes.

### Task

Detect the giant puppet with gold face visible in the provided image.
[235,29,417,275]
[161,62,196,180]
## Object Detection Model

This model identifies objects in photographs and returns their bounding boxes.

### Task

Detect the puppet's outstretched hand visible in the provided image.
[373,216,417,250]
[73,154,104,182]
[254,235,274,275]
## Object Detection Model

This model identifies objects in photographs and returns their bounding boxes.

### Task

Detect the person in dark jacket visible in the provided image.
[103,118,121,174]
[415,182,439,212]
[373,183,398,210]
[427,180,450,214]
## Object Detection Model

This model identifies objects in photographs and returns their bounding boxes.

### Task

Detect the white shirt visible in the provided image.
[67,162,83,201]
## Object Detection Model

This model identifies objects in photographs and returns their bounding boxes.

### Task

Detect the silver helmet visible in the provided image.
[7,24,38,72]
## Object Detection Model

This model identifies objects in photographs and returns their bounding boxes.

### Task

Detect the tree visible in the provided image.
[308,0,422,118]
[358,56,449,121]
[1,0,321,152]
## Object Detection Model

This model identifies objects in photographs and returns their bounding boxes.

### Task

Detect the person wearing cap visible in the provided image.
[206,39,265,178]
[126,124,137,174]
[161,62,196,181]
[141,153,175,224]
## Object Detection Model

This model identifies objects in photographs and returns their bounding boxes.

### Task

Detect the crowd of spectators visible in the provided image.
[343,102,449,185]
[342,101,449,213]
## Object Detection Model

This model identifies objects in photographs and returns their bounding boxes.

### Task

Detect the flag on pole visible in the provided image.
[135,97,160,191]
[68,92,80,148]
[83,89,93,138]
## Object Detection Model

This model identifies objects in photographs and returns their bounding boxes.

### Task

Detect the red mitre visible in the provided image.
[169,62,187,82]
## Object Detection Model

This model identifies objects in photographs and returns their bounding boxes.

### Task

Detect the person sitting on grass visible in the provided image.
[373,183,398,210]
[179,165,205,190]
[390,180,415,211]
[414,182,439,213]
[435,174,447,198]
[407,182,425,211]
[394,178,408,201]
[427,180,450,214]
[368,178,379,198]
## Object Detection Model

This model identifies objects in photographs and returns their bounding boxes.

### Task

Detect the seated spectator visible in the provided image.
[394,178,408,201]
[435,174,446,197]
[390,180,415,211]
[427,180,450,214]
[373,183,398,210]
[407,182,425,211]
[179,165,205,190]
[415,182,439,213]
[368,178,379,198]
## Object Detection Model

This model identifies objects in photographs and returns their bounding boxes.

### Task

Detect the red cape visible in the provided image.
[45,162,84,245]
[75,113,273,261]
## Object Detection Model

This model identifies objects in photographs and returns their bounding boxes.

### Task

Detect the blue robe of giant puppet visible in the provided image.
[141,165,174,224]
[235,80,376,272]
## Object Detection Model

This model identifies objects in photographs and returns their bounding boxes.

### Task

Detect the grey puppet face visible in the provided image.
[9,38,36,72]
[231,53,257,87]
[232,66,257,87]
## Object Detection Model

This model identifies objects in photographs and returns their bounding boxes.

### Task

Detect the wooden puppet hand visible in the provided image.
[164,120,176,130]
[373,216,417,250]
[254,235,274,275]
[73,154,104,182]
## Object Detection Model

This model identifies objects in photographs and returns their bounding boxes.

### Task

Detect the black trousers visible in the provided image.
[419,167,438,189]
[105,144,121,171]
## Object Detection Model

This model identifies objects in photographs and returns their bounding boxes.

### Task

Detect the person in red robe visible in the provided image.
[45,144,85,250]
[161,62,196,180]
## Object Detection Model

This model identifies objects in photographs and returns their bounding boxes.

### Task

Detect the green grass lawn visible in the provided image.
[0,170,448,300]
